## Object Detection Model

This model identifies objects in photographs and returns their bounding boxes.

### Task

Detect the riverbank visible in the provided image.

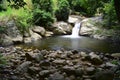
[0,46,120,80]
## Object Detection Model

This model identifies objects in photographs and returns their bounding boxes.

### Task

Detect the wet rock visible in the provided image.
[16,61,32,73]
[48,72,65,80]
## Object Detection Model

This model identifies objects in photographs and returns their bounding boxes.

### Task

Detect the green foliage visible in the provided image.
[33,9,54,27]
[67,0,110,16]
[55,0,70,21]
[13,9,33,34]
[103,0,117,28]
[32,0,53,14]
[0,7,33,34]
[0,0,7,11]
[31,0,54,27]
[7,0,26,9]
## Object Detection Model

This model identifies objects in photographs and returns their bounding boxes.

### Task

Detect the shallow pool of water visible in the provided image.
[17,35,120,53]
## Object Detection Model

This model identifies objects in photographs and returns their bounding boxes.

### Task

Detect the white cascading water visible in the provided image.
[71,22,81,37]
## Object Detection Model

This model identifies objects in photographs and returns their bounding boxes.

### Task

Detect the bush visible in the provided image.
[11,8,33,34]
[33,9,54,27]
[55,0,70,21]
[103,0,117,28]
[32,0,53,14]
[0,0,7,11]
[0,7,33,34]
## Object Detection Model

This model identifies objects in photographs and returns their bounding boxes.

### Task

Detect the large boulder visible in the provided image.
[23,29,42,43]
[80,17,101,36]
[32,26,46,36]
[0,34,13,46]
[6,20,23,43]
[68,15,84,24]
[52,22,72,35]
[0,20,23,46]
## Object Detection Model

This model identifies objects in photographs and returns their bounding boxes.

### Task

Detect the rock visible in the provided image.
[53,22,72,35]
[79,52,88,57]
[9,76,18,80]
[34,53,44,62]
[1,34,13,46]
[28,66,40,74]
[85,67,96,75]
[111,53,120,58]
[39,70,50,77]
[30,31,42,41]
[75,68,83,76]
[32,26,46,36]
[68,16,79,24]
[48,72,65,80]
[23,37,32,43]
[62,65,75,75]
[92,34,107,40]
[25,52,34,61]
[48,52,59,58]
[105,62,117,68]
[53,59,66,65]
[45,31,54,37]
[40,60,51,66]
[80,17,102,37]
[93,70,114,80]
[16,61,32,73]
[89,52,103,65]
[6,20,23,43]
[24,30,42,43]
[25,52,43,62]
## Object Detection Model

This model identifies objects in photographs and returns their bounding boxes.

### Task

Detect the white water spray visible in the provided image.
[71,22,81,37]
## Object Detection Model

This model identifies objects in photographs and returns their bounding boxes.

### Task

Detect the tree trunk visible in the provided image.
[114,0,120,23]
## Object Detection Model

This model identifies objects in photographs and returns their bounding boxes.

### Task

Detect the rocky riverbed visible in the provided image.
[0,46,120,80]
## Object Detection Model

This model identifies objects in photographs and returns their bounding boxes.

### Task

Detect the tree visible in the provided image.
[114,0,120,23]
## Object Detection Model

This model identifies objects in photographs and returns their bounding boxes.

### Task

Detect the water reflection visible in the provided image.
[17,36,120,53]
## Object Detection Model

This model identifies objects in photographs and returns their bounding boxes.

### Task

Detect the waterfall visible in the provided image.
[71,22,81,37]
